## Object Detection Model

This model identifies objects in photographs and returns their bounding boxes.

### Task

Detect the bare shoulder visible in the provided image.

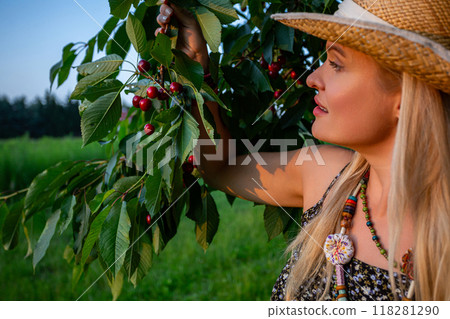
[301,144,354,211]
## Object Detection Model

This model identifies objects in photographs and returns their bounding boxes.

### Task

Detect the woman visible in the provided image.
[156,0,450,300]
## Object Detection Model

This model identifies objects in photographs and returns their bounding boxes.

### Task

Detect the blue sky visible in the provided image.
[0,0,138,103]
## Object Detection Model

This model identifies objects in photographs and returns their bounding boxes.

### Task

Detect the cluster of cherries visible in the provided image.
[131,59,185,138]
[133,59,183,113]
[259,54,303,101]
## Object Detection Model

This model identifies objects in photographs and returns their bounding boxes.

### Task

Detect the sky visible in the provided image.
[0,0,138,104]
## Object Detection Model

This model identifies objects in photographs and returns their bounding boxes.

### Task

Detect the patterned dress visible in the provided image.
[270,164,412,301]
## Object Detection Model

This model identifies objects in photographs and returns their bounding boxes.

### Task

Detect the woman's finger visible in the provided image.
[156,13,170,28]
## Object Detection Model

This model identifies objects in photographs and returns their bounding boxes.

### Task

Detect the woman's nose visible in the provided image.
[306,67,322,91]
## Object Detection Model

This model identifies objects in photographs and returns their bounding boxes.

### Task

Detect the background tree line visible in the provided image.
[0,92,82,138]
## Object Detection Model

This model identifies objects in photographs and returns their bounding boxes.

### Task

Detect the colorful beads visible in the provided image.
[401,248,414,280]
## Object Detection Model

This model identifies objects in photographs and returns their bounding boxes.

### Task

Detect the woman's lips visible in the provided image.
[314,96,328,113]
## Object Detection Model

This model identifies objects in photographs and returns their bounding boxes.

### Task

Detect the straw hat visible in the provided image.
[271,0,450,94]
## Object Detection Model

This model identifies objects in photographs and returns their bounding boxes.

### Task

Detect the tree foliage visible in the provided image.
[0,0,338,300]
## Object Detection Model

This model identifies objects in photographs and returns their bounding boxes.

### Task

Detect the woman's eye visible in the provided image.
[328,60,341,71]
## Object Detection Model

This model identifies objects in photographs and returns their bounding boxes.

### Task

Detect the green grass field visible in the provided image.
[0,136,290,300]
[0,135,108,193]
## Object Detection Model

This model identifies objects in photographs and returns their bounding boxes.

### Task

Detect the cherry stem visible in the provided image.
[124,60,138,72]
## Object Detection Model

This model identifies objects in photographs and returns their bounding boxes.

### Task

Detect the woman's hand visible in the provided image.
[156,2,209,72]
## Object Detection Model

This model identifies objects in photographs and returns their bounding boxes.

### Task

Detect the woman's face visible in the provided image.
[306,41,402,150]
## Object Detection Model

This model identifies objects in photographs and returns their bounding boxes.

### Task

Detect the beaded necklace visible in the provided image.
[323,168,415,301]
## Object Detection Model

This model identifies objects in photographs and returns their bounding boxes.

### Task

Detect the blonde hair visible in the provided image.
[284,70,450,300]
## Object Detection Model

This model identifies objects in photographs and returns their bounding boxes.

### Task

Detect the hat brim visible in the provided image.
[271,12,450,94]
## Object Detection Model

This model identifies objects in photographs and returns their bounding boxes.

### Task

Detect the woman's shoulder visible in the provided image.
[301,144,354,213]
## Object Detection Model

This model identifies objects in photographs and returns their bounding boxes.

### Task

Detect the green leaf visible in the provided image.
[77,54,123,76]
[192,89,215,144]
[263,205,291,241]
[99,201,131,277]
[200,82,230,111]
[229,33,253,57]
[98,17,120,52]
[80,205,112,267]
[83,79,124,102]
[1,199,24,250]
[161,158,175,201]
[70,71,116,100]
[58,50,77,87]
[150,33,173,68]
[88,190,116,214]
[197,0,238,24]
[49,60,62,90]
[81,91,122,147]
[124,198,153,287]
[33,209,61,270]
[275,22,294,53]
[73,202,91,256]
[176,111,200,165]
[130,241,152,287]
[241,59,272,92]
[104,176,142,205]
[173,49,204,90]
[195,6,221,53]
[105,151,119,187]
[108,268,124,301]
[126,13,147,53]
[195,189,220,252]
[0,202,8,238]
[24,161,84,219]
[57,195,76,235]
[153,104,181,124]
[81,36,97,64]
[109,0,134,19]
[144,168,163,216]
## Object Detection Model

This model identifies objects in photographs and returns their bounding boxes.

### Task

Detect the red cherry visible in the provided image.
[146,214,152,225]
[170,82,183,93]
[241,5,247,12]
[137,59,151,74]
[274,89,283,99]
[188,155,195,165]
[268,70,278,79]
[147,86,159,99]
[144,123,155,135]
[158,88,169,100]
[260,54,268,69]
[268,62,281,73]
[297,79,303,86]
[269,105,275,113]
[260,57,268,69]
[277,55,286,65]
[132,95,142,108]
[139,98,152,111]
[290,70,298,80]
[182,162,194,174]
